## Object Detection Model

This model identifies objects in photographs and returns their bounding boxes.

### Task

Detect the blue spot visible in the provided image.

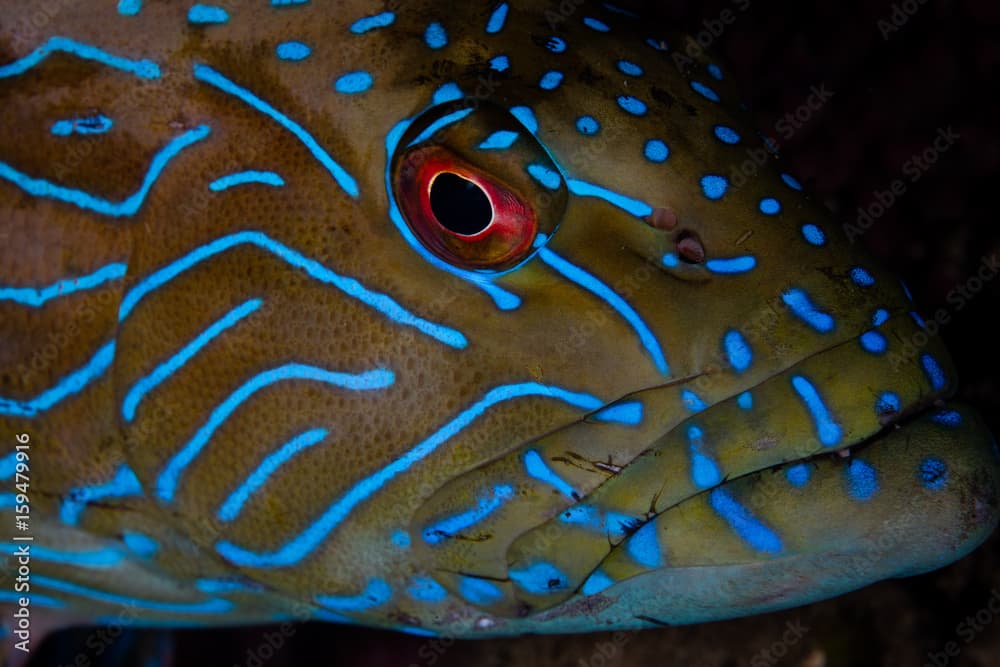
[690,81,720,102]
[459,577,503,605]
[270,0,309,5]
[218,428,329,522]
[0,453,18,480]
[644,139,669,163]
[737,392,753,410]
[0,126,208,218]
[592,401,643,425]
[911,311,927,329]
[921,354,947,391]
[61,465,142,526]
[785,464,811,488]
[873,309,890,326]
[700,175,728,200]
[782,173,803,190]
[845,459,879,501]
[425,22,448,49]
[565,179,652,217]
[646,37,668,51]
[791,375,842,447]
[617,95,647,116]
[188,5,229,24]
[537,244,668,374]
[510,562,568,595]
[919,458,948,491]
[709,488,783,554]
[51,114,113,136]
[195,578,257,594]
[850,267,875,287]
[603,2,639,17]
[581,570,614,595]
[276,41,311,61]
[681,389,707,412]
[524,449,577,498]
[421,485,514,545]
[545,36,567,53]
[209,171,285,191]
[510,105,538,134]
[122,532,159,558]
[118,0,141,15]
[527,164,562,190]
[408,577,448,603]
[577,116,600,135]
[759,197,781,215]
[216,384,606,568]
[316,579,392,612]
[0,263,127,308]
[688,425,721,488]
[1,341,115,418]
[193,64,359,198]
[479,130,519,150]
[486,3,509,33]
[723,330,752,372]
[156,367,393,502]
[618,60,643,76]
[391,530,410,548]
[489,55,509,72]
[931,410,962,427]
[539,70,564,90]
[782,288,835,333]
[583,17,610,31]
[626,522,662,568]
[34,575,231,614]
[902,281,914,302]
[875,392,900,416]
[860,331,887,355]
[350,12,395,33]
[408,108,475,146]
[713,125,740,144]
[661,253,679,268]
[707,63,723,80]
[801,223,826,246]
[335,70,373,94]
[706,256,757,274]
[0,590,62,609]
[0,36,160,81]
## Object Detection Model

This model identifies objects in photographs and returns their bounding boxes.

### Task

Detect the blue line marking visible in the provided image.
[791,375,842,447]
[688,425,721,488]
[0,36,160,80]
[565,179,653,217]
[0,590,64,608]
[646,37,668,51]
[709,488,783,554]
[489,55,509,72]
[782,288,835,333]
[919,458,948,491]
[209,171,285,192]
[0,543,123,568]
[425,22,448,49]
[510,105,538,134]
[576,116,600,135]
[34,575,232,614]
[510,562,568,595]
[0,341,114,418]
[0,263,127,307]
[785,463,811,488]
[617,95,647,116]
[537,244,668,374]
[700,175,728,200]
[51,114,113,136]
[434,82,464,105]
[681,389,707,412]
[408,577,448,603]
[626,521,662,568]
[707,63,723,80]
[316,578,391,612]
[422,484,514,545]
[408,108,475,146]
[539,70,564,90]
[845,458,878,501]
[215,383,603,567]
[559,505,636,540]
[782,173,803,190]
[706,256,756,274]
[193,64,359,198]
[123,299,262,422]
[583,17,610,32]
[119,231,466,348]
[0,126,208,218]
[118,0,142,16]
[218,428,328,522]
[350,12,395,33]
[276,41,311,61]
[459,576,503,605]
[479,130,519,150]
[713,125,740,144]
[334,70,373,94]
[723,329,752,372]
[592,401,643,425]
[921,354,947,391]
[527,164,562,190]
[486,3,509,33]
[911,311,927,329]
[122,531,159,558]
[603,3,639,17]
[157,367,392,502]
[690,81,720,102]
[188,5,229,24]
[801,223,826,246]
[61,464,142,526]
[581,569,614,595]
[195,578,258,594]
[525,449,578,498]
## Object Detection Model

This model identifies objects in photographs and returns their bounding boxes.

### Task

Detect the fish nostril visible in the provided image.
[644,206,678,231]
[675,230,705,264]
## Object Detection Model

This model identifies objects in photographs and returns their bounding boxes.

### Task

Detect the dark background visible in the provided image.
[27,0,1000,665]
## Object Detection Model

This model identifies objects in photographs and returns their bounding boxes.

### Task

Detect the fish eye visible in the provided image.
[391,100,567,272]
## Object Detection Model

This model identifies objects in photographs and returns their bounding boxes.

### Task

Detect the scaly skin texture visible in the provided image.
[0,0,997,639]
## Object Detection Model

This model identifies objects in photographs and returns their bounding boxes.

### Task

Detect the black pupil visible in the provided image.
[430,173,493,236]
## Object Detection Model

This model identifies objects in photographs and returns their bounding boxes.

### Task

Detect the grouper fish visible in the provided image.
[1,0,998,643]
